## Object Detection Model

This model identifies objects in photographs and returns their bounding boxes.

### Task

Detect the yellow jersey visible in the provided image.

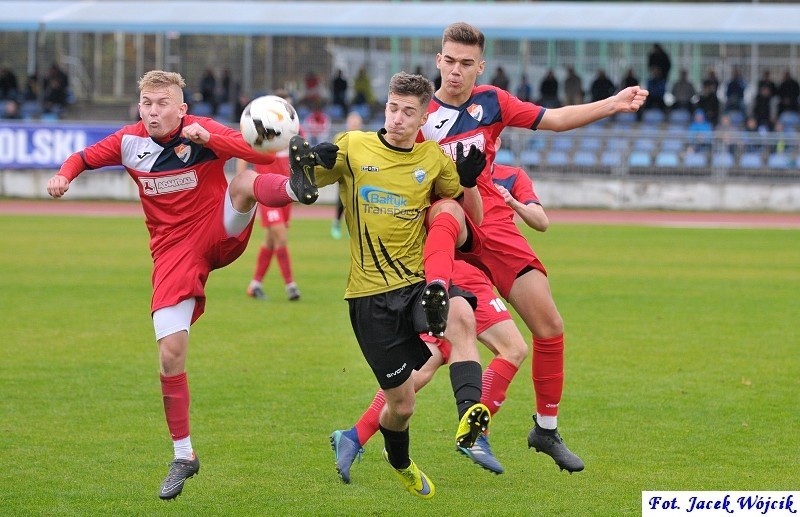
[316,130,463,298]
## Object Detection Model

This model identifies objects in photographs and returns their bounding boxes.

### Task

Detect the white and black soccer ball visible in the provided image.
[239,95,300,153]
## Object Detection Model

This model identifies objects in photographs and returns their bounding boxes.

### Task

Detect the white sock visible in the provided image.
[285,181,298,201]
[536,413,558,430]
[174,436,193,460]
[249,280,262,289]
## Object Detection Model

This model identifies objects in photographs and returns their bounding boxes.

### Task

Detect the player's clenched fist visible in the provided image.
[46,175,70,198]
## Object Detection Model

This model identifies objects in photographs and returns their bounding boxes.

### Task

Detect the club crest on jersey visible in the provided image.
[413,168,426,184]
[174,143,191,163]
[467,103,484,122]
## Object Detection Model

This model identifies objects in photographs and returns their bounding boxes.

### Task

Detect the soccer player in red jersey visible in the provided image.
[419,22,648,473]
[45,70,334,500]
[330,138,551,478]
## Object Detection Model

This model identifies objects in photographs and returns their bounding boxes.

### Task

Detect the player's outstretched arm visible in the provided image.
[538,86,649,132]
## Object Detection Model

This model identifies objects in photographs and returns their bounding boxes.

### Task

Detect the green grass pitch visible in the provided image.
[1,213,798,515]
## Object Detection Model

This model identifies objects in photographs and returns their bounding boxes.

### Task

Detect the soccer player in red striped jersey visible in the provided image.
[45,70,328,500]
[419,22,648,473]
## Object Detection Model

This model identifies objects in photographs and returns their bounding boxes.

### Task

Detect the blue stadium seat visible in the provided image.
[628,151,652,168]
[778,111,800,129]
[683,152,709,169]
[725,110,746,127]
[739,152,764,169]
[191,101,214,117]
[655,151,680,168]
[572,151,598,168]
[216,102,234,120]
[600,150,623,168]
[642,109,666,124]
[632,138,658,153]
[545,150,570,167]
[496,149,515,165]
[605,138,630,151]
[711,151,735,169]
[577,136,603,152]
[660,139,685,153]
[325,103,345,120]
[20,101,39,119]
[667,108,692,125]
[767,152,793,169]
[520,150,541,168]
[550,136,574,151]
[615,112,637,124]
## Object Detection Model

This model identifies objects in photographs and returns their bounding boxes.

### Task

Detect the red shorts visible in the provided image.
[452,260,512,334]
[151,199,254,324]
[457,217,546,299]
[258,203,292,227]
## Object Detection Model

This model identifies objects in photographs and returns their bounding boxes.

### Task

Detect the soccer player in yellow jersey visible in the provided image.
[289,71,489,498]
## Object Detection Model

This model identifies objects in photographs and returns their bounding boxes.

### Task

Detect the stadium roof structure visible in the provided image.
[1,1,799,44]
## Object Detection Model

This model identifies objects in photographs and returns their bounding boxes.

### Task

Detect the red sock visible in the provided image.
[532,334,564,417]
[253,174,291,207]
[254,246,273,282]
[160,372,191,440]
[423,212,460,285]
[274,246,293,284]
[481,357,519,416]
[354,390,385,446]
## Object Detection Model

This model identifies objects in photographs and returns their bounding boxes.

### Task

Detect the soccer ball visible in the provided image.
[239,95,300,153]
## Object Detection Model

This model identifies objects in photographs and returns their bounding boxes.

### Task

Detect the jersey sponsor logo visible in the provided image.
[139,170,198,196]
[434,118,449,129]
[174,143,191,163]
[361,165,379,172]
[358,185,422,221]
[439,133,485,161]
[136,151,151,159]
[467,103,484,122]
[359,186,407,207]
[413,168,426,184]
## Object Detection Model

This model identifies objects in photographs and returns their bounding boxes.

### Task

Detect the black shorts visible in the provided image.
[348,282,476,390]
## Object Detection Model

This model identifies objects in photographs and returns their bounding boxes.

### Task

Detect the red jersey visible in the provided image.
[420,85,545,223]
[67,115,273,258]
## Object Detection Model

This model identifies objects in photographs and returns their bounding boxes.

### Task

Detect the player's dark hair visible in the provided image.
[389,72,434,108]
[442,22,485,53]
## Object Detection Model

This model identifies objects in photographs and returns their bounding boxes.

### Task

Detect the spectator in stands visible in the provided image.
[219,68,234,106]
[687,109,713,153]
[644,66,667,113]
[352,66,374,108]
[0,66,19,100]
[742,116,768,154]
[302,99,331,146]
[671,68,696,112]
[331,69,349,116]
[715,114,737,155]
[537,69,560,108]
[490,66,510,90]
[647,43,672,83]
[516,73,532,102]
[589,69,615,103]
[757,70,777,99]
[23,73,39,102]
[301,70,324,108]
[44,76,67,114]
[621,68,640,89]
[199,68,217,113]
[1,99,21,119]
[776,69,799,115]
[724,67,747,115]
[48,62,68,93]
[563,66,584,106]
[752,83,776,130]
[702,68,720,94]
[233,90,251,124]
[694,79,720,126]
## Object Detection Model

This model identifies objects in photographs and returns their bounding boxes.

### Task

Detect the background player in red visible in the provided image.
[241,94,304,302]
[330,136,550,479]
[44,70,334,500]
[420,22,648,473]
